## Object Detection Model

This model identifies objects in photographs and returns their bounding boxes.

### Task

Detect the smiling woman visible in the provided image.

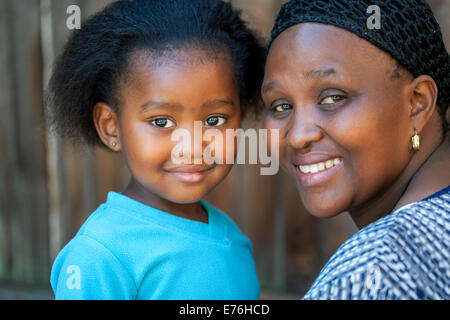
[264,0,450,299]
[264,22,424,220]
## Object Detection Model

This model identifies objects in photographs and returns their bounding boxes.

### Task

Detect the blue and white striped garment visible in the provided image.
[303,186,450,300]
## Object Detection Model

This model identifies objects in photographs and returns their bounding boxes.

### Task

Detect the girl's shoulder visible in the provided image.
[200,200,254,247]
[201,201,244,233]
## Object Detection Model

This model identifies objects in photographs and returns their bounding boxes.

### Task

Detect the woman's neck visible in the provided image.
[393,135,450,211]
[349,123,449,229]
[122,178,208,223]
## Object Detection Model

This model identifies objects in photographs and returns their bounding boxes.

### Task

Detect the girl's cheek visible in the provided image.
[216,118,241,164]
[207,131,238,164]
[124,130,174,165]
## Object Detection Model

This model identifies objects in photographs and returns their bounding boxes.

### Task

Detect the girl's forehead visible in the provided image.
[129,46,233,72]
[119,47,239,108]
[121,46,236,93]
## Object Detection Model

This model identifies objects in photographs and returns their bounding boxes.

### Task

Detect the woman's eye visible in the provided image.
[273,103,293,112]
[205,115,227,127]
[151,118,176,128]
[319,95,345,105]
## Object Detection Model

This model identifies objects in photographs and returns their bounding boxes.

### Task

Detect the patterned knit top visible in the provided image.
[303,186,450,300]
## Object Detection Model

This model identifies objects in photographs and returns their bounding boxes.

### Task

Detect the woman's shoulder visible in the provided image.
[303,186,450,299]
[342,185,449,253]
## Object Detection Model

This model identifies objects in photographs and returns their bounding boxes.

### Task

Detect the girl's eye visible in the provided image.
[151,118,176,128]
[273,103,293,112]
[319,95,345,105]
[205,115,227,127]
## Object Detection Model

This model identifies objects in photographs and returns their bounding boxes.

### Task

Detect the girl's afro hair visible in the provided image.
[46,0,267,146]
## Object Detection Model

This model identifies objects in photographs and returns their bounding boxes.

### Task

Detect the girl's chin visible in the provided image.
[164,187,211,204]
[165,194,205,205]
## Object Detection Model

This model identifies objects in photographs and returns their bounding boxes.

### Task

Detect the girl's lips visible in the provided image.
[164,164,216,183]
[165,164,215,173]
[168,171,208,183]
[294,158,343,187]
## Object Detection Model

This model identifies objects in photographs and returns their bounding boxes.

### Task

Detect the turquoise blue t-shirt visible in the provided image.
[50,192,260,300]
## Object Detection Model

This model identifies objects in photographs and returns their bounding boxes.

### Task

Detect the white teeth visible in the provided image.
[298,158,342,174]
[299,165,310,173]
[325,160,334,169]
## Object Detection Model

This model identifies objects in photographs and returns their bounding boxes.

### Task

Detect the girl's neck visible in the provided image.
[349,128,449,230]
[122,179,208,224]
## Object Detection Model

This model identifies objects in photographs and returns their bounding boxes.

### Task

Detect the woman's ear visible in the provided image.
[408,75,438,135]
[93,102,121,151]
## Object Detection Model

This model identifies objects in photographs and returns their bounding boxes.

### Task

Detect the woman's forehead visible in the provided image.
[272,23,390,62]
[266,23,396,78]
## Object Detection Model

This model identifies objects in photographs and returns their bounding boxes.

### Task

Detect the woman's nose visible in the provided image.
[285,110,323,151]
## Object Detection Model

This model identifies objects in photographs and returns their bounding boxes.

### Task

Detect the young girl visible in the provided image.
[47,0,265,300]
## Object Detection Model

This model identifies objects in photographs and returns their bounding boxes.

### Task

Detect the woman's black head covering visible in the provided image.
[270,0,449,127]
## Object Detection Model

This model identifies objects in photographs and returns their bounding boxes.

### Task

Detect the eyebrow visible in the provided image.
[261,67,340,94]
[201,98,235,109]
[303,67,338,80]
[140,98,235,111]
[261,80,281,94]
[140,100,183,111]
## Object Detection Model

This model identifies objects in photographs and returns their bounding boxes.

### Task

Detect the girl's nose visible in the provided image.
[182,121,209,164]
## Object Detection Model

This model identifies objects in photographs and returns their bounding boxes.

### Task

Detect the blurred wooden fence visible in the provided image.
[0,0,448,297]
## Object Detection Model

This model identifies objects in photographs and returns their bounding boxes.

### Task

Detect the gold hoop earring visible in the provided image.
[411,129,420,151]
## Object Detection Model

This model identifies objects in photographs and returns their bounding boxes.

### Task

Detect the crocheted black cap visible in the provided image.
[270,0,450,126]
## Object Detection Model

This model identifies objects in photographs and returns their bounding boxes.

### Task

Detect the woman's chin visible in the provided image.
[300,192,350,219]
[309,209,342,219]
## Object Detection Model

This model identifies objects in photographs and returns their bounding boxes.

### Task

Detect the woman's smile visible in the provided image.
[292,153,343,187]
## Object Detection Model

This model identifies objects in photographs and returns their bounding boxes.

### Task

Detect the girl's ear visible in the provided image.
[408,75,438,135]
[93,102,121,151]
